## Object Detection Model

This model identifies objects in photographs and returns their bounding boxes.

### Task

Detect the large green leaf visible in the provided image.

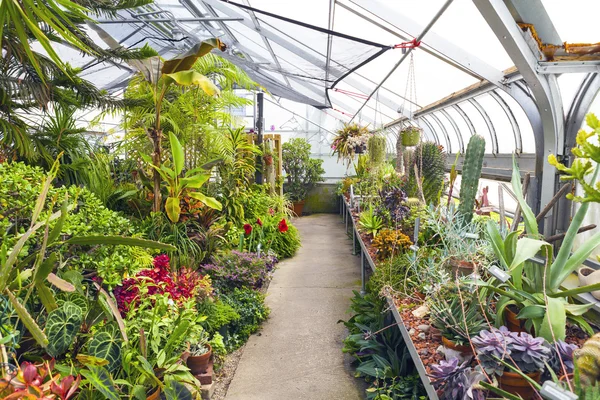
[164,380,194,400]
[486,220,507,268]
[511,155,538,236]
[94,284,128,343]
[80,367,119,400]
[46,301,83,356]
[6,290,48,348]
[180,174,210,189]
[47,197,69,244]
[188,192,222,210]
[166,196,181,223]
[88,325,122,372]
[169,132,185,176]
[538,297,566,342]
[161,39,225,74]
[66,236,176,251]
[509,238,549,270]
[554,229,600,288]
[164,70,220,96]
[35,282,58,312]
[516,305,545,319]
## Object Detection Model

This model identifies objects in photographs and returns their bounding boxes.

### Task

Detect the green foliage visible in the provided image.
[368,135,387,167]
[221,288,269,351]
[282,138,325,202]
[197,299,240,335]
[269,222,301,259]
[46,301,83,356]
[87,325,122,372]
[404,142,446,206]
[458,135,485,224]
[80,366,119,400]
[359,206,384,237]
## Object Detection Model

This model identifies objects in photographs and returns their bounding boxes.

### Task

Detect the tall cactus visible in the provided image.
[458,135,485,224]
[403,142,446,206]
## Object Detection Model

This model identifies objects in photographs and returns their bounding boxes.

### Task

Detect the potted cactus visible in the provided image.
[472,327,550,400]
[457,135,485,225]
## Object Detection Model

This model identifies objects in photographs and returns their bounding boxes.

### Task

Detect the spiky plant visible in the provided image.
[404,142,446,206]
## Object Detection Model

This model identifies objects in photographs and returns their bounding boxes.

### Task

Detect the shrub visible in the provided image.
[221,288,269,351]
[196,298,241,335]
[0,162,153,287]
[201,251,278,292]
[372,228,412,261]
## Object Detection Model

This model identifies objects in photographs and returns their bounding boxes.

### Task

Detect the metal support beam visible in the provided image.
[447,153,536,181]
[429,113,453,153]
[344,0,507,87]
[97,17,242,23]
[420,116,440,146]
[474,0,564,233]
[452,104,475,137]
[467,98,498,154]
[537,61,600,75]
[489,90,523,153]
[504,0,562,46]
[440,109,464,153]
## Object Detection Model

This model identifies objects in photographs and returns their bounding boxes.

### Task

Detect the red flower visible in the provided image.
[243,223,253,235]
[256,218,263,227]
[278,219,289,233]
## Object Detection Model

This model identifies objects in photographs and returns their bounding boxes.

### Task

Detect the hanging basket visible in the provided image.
[401,127,421,147]
[354,143,367,154]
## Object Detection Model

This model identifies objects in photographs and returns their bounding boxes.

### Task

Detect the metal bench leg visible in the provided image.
[360,251,366,296]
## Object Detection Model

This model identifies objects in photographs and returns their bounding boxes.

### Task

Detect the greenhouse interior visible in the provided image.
[3,0,600,399]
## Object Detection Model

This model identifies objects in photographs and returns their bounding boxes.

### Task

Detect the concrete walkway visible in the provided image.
[225,214,364,400]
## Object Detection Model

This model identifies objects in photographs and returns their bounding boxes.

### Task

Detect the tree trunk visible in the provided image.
[149,127,163,213]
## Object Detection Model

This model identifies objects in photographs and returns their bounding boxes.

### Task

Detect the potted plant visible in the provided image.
[472,327,550,400]
[400,126,422,147]
[186,342,213,375]
[282,138,325,216]
[429,293,487,356]
[331,122,370,165]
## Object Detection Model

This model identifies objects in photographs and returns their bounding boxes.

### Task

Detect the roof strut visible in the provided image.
[349,0,455,122]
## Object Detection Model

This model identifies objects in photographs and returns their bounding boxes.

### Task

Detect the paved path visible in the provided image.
[225,214,364,400]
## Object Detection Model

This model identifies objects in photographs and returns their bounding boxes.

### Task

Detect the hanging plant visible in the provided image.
[331,123,370,165]
[401,126,422,147]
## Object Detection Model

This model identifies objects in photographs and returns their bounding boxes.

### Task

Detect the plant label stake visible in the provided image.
[411,217,420,254]
[540,381,578,400]
[488,265,510,283]
[461,232,479,239]
[256,243,262,257]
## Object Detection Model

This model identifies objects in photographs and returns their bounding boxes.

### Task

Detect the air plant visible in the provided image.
[430,358,486,400]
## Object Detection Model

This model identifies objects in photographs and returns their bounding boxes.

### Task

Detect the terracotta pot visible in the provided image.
[413,291,426,301]
[263,154,273,166]
[578,267,600,300]
[448,258,475,277]
[292,200,305,217]
[441,336,472,356]
[499,370,541,400]
[186,344,212,375]
[146,387,161,400]
[505,307,528,334]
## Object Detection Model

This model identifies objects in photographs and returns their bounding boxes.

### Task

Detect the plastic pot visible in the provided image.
[292,200,305,217]
[186,344,212,375]
[146,387,161,400]
[499,370,541,400]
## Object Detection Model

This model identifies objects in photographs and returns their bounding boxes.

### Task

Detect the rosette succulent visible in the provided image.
[430,358,485,400]
[472,327,550,375]
[549,340,577,373]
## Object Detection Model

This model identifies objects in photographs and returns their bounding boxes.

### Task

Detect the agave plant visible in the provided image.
[429,293,488,346]
[358,206,384,237]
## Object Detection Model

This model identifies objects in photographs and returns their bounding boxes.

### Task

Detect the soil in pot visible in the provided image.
[292,200,305,217]
[186,344,212,375]
[505,305,528,334]
[441,336,472,356]
[499,370,541,400]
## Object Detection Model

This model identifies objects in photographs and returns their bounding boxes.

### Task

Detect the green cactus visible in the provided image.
[404,142,446,206]
[458,135,485,225]
[368,135,387,167]
[395,134,403,172]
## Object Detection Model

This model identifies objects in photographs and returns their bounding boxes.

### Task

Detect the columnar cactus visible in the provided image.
[458,135,485,225]
[404,142,446,206]
[575,332,600,386]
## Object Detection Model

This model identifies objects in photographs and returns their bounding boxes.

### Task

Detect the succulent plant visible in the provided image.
[429,293,488,346]
[575,332,600,386]
[549,340,577,374]
[430,358,485,400]
[510,331,551,373]
[371,228,412,261]
[377,185,410,224]
[472,327,550,375]
[404,142,446,206]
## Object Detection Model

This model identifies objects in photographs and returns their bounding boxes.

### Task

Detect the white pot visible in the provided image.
[577,267,600,300]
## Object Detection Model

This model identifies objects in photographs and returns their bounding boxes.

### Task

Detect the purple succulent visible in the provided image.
[511,332,551,373]
[549,340,577,373]
[472,327,514,376]
[430,358,485,400]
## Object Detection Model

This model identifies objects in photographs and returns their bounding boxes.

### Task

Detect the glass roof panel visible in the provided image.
[459,100,494,154]
[542,0,600,43]
[495,90,536,153]
[475,94,515,153]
